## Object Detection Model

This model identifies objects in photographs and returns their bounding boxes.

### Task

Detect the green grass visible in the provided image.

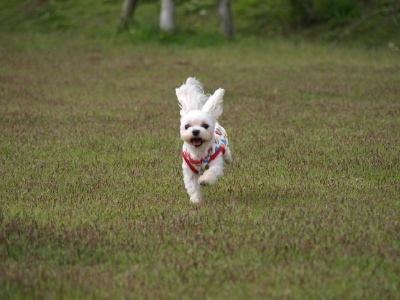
[1,35,399,298]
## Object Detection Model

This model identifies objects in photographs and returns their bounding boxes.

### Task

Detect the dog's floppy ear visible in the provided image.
[202,88,224,119]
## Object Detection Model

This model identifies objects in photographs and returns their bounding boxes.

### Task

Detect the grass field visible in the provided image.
[1,30,400,299]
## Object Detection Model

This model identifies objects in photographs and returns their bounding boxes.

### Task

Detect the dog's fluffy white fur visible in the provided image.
[176,77,232,203]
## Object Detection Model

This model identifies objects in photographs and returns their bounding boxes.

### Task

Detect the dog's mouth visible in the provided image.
[191,138,204,148]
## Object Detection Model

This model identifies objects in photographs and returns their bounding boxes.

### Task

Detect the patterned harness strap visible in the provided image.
[182,146,226,175]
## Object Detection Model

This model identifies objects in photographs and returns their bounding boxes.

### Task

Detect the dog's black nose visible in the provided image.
[192,130,200,137]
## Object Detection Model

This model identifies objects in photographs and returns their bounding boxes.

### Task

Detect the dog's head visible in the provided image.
[178,85,225,151]
[180,110,216,149]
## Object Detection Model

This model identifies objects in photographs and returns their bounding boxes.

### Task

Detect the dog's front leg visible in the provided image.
[198,155,224,186]
[182,162,202,203]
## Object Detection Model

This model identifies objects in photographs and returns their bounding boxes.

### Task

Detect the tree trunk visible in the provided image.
[302,0,316,24]
[219,0,234,39]
[119,0,139,29]
[160,0,175,33]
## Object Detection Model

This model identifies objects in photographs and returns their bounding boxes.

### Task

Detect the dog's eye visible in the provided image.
[184,124,191,130]
[201,124,209,129]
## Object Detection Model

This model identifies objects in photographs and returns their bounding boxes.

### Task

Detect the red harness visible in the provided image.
[181,145,226,175]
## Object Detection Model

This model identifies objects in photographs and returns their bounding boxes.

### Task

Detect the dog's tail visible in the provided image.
[176,77,209,115]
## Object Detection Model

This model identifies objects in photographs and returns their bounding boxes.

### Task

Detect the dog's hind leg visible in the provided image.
[223,147,232,165]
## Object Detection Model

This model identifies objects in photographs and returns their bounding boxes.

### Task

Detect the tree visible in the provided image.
[160,0,175,33]
[119,0,139,29]
[219,0,234,38]
[118,0,234,38]
[302,0,316,24]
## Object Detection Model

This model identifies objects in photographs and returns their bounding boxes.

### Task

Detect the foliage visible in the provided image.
[313,0,362,23]
[233,0,400,43]
[0,0,399,46]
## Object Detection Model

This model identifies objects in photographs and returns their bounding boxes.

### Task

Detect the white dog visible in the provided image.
[176,77,232,203]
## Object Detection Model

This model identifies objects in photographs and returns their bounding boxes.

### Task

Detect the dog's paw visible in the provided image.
[190,198,202,204]
[198,171,217,186]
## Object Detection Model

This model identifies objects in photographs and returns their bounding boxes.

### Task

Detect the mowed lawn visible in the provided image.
[1,36,399,299]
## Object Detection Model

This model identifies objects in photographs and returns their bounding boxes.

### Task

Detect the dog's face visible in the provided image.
[180,110,216,150]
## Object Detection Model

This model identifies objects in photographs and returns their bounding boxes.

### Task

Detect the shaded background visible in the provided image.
[0,0,399,48]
